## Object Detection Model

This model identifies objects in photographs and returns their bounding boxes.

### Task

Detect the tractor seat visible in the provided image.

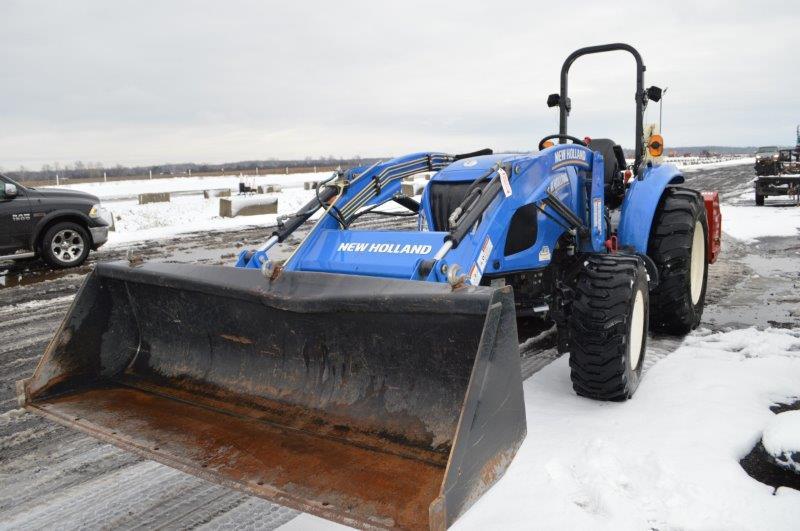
[587,138,627,208]
[426,181,474,231]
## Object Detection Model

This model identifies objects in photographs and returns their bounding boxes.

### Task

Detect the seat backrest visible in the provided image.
[587,138,626,208]
[426,181,474,231]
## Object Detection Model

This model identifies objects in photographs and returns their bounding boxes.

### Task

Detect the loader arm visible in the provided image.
[238,152,453,270]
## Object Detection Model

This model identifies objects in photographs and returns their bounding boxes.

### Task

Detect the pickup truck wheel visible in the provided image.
[647,187,708,334]
[41,222,90,268]
[568,254,648,401]
[755,193,765,206]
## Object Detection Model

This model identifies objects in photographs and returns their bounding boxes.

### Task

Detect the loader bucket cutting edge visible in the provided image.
[19,262,526,530]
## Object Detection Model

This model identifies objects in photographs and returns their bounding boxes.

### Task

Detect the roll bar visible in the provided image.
[554,43,647,174]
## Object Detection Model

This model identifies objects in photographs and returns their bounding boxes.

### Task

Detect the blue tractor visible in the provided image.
[21,45,719,530]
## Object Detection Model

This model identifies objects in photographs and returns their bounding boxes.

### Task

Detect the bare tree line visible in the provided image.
[2,155,379,184]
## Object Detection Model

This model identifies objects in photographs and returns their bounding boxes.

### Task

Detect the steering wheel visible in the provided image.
[538,134,587,151]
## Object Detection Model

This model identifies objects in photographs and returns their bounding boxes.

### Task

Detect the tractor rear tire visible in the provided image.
[647,187,709,335]
[568,254,648,401]
[755,193,765,206]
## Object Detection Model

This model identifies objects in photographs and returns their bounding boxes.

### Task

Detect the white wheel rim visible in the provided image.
[629,289,645,370]
[690,220,705,305]
[51,229,85,264]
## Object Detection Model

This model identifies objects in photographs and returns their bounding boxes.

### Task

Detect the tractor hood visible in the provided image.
[434,153,523,182]
[289,229,447,279]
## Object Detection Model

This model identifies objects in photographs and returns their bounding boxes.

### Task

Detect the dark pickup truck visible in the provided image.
[0,173,111,267]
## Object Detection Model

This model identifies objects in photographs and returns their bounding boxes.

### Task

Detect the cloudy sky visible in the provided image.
[1,0,798,169]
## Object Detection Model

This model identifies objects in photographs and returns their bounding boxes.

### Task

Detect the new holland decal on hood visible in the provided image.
[552,147,589,170]
[337,242,433,254]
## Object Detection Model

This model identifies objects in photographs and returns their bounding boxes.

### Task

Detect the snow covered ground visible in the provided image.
[763,411,800,474]
[719,179,800,241]
[670,155,755,171]
[41,173,329,247]
[721,202,800,241]
[38,171,427,247]
[283,327,800,531]
[45,172,323,200]
[99,189,314,246]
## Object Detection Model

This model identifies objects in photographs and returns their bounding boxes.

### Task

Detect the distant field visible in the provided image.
[21,164,344,188]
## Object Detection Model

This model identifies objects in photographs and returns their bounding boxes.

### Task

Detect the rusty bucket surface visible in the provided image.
[19,262,526,530]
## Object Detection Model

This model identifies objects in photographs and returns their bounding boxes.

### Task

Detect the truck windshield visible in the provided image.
[756,146,778,153]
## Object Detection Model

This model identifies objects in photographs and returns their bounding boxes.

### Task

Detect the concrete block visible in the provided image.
[220,196,278,218]
[257,184,282,194]
[204,189,231,199]
[138,192,170,204]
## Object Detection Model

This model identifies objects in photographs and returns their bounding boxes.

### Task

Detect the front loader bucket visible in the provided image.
[18,262,526,530]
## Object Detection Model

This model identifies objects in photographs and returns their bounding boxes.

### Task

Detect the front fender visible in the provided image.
[29,210,94,249]
[617,164,684,253]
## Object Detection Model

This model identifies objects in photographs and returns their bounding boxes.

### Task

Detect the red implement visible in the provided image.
[701,191,722,263]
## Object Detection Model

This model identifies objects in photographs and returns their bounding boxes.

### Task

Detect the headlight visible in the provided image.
[773,154,779,160]
[89,204,110,223]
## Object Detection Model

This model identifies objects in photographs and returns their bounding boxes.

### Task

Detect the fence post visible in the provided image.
[149,169,153,180]
[56,173,59,186]
[104,171,107,183]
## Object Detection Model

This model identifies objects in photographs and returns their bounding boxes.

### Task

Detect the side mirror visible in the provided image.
[2,183,17,199]
[646,86,663,102]
[546,93,571,112]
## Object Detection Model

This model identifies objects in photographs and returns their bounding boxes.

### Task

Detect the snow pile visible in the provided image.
[283,327,800,531]
[720,203,800,241]
[454,327,800,530]
[763,411,800,473]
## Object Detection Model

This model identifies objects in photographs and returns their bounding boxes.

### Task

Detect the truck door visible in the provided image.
[0,176,33,254]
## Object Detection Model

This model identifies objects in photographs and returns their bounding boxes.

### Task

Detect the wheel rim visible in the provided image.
[629,289,645,370]
[51,229,85,264]
[690,220,705,305]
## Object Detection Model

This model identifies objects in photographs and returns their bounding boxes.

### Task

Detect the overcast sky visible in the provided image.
[1,0,799,169]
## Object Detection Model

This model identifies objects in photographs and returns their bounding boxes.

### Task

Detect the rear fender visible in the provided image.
[617,164,684,253]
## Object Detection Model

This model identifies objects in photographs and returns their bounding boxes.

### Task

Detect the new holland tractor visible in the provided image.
[20,44,721,530]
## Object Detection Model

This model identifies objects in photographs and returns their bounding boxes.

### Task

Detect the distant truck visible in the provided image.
[754,148,800,206]
[0,173,112,267]
[754,146,780,176]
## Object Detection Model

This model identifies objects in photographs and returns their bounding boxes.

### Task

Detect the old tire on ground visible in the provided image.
[568,254,648,401]
[41,221,91,268]
[755,193,765,206]
[647,187,709,335]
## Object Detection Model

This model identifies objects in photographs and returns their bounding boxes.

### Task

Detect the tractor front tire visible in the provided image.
[568,254,648,401]
[647,187,709,334]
